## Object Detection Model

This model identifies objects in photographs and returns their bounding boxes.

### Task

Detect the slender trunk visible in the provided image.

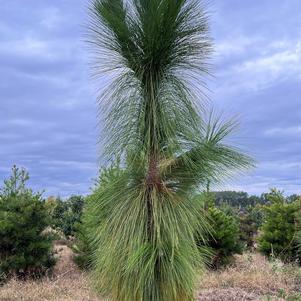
[143,72,161,243]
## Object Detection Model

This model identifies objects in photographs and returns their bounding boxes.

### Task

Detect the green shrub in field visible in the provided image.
[196,193,242,268]
[206,205,242,267]
[46,195,85,237]
[72,161,124,270]
[72,221,93,270]
[258,189,300,263]
[238,205,262,250]
[0,166,55,280]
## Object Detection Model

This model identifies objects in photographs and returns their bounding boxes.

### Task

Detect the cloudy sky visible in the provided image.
[0,1,300,197]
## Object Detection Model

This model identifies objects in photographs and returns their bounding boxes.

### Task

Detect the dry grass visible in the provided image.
[0,243,100,301]
[198,253,301,301]
[1,246,300,301]
[0,274,99,301]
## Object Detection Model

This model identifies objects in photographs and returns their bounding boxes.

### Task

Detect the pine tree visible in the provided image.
[199,192,242,268]
[0,166,55,280]
[206,206,242,267]
[73,162,124,270]
[258,189,300,262]
[87,1,253,300]
[238,206,261,250]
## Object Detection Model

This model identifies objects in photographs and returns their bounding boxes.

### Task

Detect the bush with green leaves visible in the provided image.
[72,222,93,270]
[73,161,124,270]
[0,166,55,280]
[238,205,262,250]
[46,195,85,237]
[200,193,242,267]
[208,207,242,267]
[258,189,300,263]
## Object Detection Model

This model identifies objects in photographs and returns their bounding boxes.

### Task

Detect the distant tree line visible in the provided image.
[213,190,300,209]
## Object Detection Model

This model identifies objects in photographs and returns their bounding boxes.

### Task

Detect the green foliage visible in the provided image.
[87,166,210,301]
[287,194,300,203]
[238,205,262,250]
[214,191,250,207]
[72,222,93,270]
[293,205,301,261]
[73,162,124,270]
[0,166,55,280]
[214,190,266,209]
[258,189,300,263]
[47,195,85,237]
[87,0,253,300]
[201,193,242,267]
[286,293,301,301]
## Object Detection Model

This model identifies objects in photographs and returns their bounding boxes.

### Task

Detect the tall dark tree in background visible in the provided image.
[87,0,253,300]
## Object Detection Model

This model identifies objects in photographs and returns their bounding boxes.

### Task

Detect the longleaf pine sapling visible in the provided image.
[87,1,254,300]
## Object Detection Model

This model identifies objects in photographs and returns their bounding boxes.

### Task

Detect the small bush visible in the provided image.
[0,166,55,280]
[199,193,242,268]
[207,206,242,267]
[73,161,123,270]
[46,195,85,237]
[258,189,300,263]
[238,206,261,250]
[72,221,93,270]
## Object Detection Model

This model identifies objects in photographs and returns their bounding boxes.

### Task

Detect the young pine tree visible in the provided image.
[45,195,85,238]
[206,206,242,267]
[0,166,55,280]
[238,206,260,250]
[258,189,300,262]
[87,1,253,300]
[73,162,124,270]
[199,192,242,268]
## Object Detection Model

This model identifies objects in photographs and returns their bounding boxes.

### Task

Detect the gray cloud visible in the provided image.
[0,0,300,196]
[210,0,301,195]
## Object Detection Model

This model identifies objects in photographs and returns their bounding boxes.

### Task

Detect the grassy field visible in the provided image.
[1,243,301,301]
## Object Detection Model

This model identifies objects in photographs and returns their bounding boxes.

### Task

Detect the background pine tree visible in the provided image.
[198,193,243,268]
[258,189,301,263]
[0,166,55,280]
